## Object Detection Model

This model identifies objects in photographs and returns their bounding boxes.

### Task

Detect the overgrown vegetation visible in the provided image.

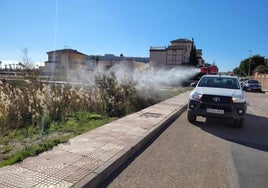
[0,72,184,167]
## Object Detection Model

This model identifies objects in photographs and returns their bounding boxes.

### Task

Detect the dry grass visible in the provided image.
[0,72,185,167]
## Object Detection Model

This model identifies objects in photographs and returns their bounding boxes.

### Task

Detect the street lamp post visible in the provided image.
[248,50,252,77]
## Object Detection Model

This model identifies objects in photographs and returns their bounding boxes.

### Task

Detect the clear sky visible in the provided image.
[1,0,268,72]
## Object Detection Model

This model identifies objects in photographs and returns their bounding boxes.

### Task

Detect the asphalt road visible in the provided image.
[99,92,268,188]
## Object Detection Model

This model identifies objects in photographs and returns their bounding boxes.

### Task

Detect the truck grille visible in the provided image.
[201,95,232,104]
[200,104,232,112]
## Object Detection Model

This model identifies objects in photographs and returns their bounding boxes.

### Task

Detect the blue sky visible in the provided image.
[1,0,268,71]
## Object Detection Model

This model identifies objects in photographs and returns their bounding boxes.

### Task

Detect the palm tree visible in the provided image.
[18,62,25,69]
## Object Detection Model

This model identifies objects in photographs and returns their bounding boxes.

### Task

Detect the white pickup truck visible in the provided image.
[188,75,247,128]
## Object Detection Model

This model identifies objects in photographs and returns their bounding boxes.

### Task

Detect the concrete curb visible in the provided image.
[75,104,188,188]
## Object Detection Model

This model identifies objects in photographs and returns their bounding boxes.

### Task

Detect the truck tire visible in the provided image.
[234,118,244,128]
[188,111,196,123]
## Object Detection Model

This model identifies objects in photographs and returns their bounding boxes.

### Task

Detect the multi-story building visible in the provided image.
[87,54,149,70]
[41,49,88,74]
[40,49,149,75]
[41,38,203,75]
[150,38,203,69]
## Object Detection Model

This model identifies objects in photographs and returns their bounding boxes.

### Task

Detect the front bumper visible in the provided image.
[244,86,261,91]
[188,99,247,119]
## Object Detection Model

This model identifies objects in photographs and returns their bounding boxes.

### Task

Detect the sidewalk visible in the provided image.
[0,91,190,188]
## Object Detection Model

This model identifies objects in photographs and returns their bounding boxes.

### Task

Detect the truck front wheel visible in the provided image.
[188,111,196,123]
[234,118,244,128]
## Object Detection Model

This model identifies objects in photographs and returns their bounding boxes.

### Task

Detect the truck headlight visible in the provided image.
[232,95,246,103]
[190,92,202,101]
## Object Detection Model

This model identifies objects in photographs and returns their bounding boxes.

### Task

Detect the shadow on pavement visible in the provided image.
[192,113,268,152]
[97,112,179,188]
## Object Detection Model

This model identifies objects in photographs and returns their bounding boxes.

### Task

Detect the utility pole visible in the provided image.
[248,50,252,77]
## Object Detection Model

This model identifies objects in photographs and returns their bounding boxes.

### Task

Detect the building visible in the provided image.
[150,38,203,69]
[41,49,88,74]
[87,54,149,70]
[40,49,149,75]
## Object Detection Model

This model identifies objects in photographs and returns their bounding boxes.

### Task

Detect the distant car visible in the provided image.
[243,80,262,92]
[188,75,247,128]
[239,78,249,87]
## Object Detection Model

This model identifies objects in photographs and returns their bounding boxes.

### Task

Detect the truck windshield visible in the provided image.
[198,77,240,89]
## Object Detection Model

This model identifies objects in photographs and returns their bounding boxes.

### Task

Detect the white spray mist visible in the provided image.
[109,61,199,88]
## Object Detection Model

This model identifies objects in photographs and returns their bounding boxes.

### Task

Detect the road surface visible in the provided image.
[99,92,268,188]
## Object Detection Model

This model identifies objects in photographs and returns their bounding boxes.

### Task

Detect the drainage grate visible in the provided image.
[140,112,162,118]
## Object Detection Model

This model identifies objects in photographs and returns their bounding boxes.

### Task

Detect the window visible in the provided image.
[166,50,182,65]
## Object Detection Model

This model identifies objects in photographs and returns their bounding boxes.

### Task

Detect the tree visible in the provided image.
[18,62,25,69]
[22,48,35,69]
[21,48,39,80]
[253,65,268,74]
[239,55,265,76]
[233,67,241,76]
[189,42,197,66]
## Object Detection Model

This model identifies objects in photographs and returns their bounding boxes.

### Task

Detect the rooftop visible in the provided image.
[47,49,88,56]
[170,38,193,44]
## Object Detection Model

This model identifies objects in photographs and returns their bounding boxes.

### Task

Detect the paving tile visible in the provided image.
[39,149,83,165]
[93,136,114,143]
[86,144,122,162]
[32,177,73,188]
[110,135,138,146]
[161,101,181,106]
[16,156,51,170]
[0,165,50,188]
[52,165,91,184]
[16,156,68,176]
[101,143,124,151]
[105,124,131,134]
[60,146,94,156]
[69,134,94,141]
[72,156,104,171]
[123,119,158,130]
[89,128,111,136]
[58,140,107,156]
[106,131,128,138]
